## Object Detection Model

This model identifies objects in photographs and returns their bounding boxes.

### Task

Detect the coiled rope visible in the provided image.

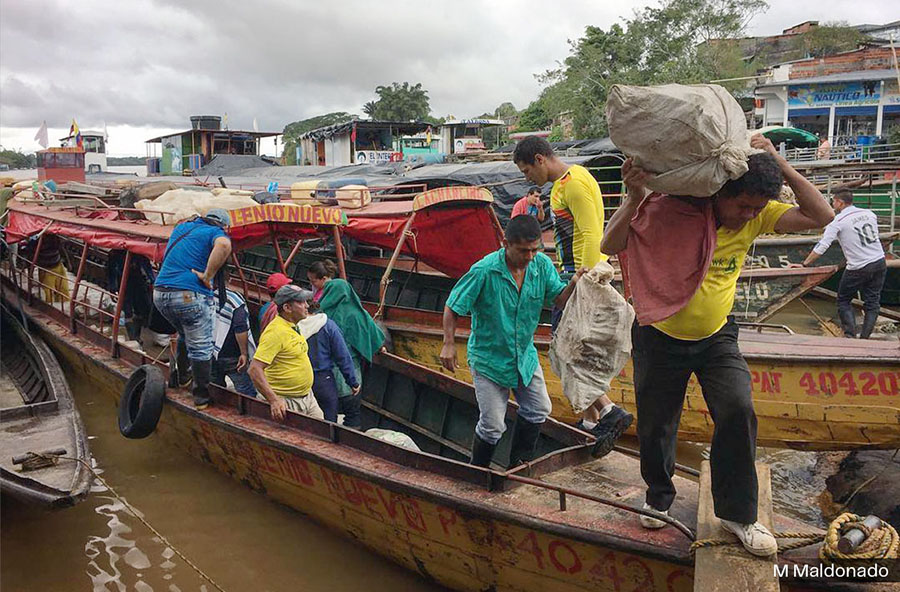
[28,452,227,592]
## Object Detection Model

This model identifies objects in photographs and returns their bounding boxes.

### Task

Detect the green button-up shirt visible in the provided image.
[446,249,567,388]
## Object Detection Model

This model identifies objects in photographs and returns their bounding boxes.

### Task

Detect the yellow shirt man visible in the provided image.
[654,201,794,340]
[550,164,607,273]
[253,314,314,397]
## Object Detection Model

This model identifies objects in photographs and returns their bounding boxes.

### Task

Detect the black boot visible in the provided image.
[509,416,543,467]
[470,434,497,468]
[191,358,212,409]
[124,319,142,345]
[170,339,192,388]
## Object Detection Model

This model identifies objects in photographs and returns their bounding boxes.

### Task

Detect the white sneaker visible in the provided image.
[720,519,778,557]
[640,503,668,529]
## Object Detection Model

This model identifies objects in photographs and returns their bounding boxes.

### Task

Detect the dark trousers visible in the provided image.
[312,370,340,422]
[338,394,362,429]
[211,356,257,398]
[837,258,887,339]
[633,317,758,524]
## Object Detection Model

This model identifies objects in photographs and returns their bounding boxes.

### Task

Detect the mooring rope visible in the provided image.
[28,452,227,592]
[689,513,899,559]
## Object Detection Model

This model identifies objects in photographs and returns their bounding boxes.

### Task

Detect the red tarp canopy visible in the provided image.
[343,186,502,278]
[5,200,345,264]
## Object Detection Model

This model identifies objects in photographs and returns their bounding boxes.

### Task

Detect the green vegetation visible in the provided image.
[801,21,869,58]
[107,156,146,165]
[367,82,431,122]
[519,0,767,138]
[281,112,357,165]
[0,149,35,169]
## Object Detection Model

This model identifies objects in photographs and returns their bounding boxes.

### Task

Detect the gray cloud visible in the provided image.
[1,0,893,137]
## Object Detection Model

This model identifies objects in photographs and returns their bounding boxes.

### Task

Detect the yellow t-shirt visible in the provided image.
[253,315,314,397]
[653,201,794,341]
[550,164,607,273]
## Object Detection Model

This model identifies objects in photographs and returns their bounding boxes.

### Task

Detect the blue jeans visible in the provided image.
[152,289,215,361]
[471,365,551,445]
[212,356,257,398]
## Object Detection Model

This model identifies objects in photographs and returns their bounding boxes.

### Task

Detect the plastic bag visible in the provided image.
[549,262,634,414]
[606,83,756,197]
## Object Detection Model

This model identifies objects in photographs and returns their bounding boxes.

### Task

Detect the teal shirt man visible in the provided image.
[445,249,565,387]
[440,215,583,468]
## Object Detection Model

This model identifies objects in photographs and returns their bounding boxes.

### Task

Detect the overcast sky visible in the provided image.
[0,0,893,156]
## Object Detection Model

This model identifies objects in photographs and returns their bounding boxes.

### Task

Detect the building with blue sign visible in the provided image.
[755,46,900,144]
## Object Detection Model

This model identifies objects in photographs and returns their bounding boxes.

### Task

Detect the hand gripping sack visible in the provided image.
[549,262,634,414]
[606,83,754,197]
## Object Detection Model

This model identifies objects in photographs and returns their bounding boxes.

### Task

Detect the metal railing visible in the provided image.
[784,142,900,163]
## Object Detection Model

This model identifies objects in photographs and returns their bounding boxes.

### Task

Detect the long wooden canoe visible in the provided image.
[1,283,851,592]
[375,305,900,451]
[0,306,92,507]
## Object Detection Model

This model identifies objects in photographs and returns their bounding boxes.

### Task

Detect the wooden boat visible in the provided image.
[0,306,92,507]
[33,190,893,451]
[374,304,900,451]
[0,213,854,590]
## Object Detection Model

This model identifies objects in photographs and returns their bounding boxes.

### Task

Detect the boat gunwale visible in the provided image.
[14,294,705,567]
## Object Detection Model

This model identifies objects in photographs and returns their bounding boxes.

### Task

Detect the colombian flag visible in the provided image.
[69,118,83,148]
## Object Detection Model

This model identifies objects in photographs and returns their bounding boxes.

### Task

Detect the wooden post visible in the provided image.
[486,205,505,244]
[27,230,48,304]
[284,239,304,270]
[68,242,90,333]
[270,229,287,274]
[693,461,778,592]
[231,252,250,306]
[375,212,416,319]
[332,226,347,280]
[110,251,132,358]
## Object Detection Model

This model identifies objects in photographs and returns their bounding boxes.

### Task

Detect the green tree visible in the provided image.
[517,101,551,131]
[801,22,869,58]
[494,102,517,119]
[371,82,430,121]
[0,149,35,169]
[534,0,767,138]
[281,112,356,164]
[362,101,378,118]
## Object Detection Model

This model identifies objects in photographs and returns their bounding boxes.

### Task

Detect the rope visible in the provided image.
[689,514,899,560]
[821,513,899,561]
[29,452,227,592]
[690,530,822,556]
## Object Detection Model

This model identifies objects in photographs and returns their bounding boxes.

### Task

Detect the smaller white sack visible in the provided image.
[549,261,634,414]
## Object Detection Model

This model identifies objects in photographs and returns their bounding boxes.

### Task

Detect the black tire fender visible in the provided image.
[119,365,166,439]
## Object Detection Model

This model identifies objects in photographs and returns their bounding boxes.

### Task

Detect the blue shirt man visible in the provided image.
[153,209,232,409]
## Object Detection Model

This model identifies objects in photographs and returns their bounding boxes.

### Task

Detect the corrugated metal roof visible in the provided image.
[757,69,895,88]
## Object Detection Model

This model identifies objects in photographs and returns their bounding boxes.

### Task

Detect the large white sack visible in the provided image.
[606,83,755,197]
[549,261,634,414]
[135,188,258,224]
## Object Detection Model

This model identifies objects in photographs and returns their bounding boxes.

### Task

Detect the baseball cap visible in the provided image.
[265,272,292,294]
[204,208,231,227]
[273,284,314,307]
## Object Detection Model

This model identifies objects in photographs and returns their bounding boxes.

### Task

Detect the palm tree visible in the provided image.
[362,101,378,118]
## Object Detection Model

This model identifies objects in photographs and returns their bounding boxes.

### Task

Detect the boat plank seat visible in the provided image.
[693,461,778,592]
[738,330,900,361]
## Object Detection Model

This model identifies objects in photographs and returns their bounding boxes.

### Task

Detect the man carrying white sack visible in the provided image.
[601,135,833,556]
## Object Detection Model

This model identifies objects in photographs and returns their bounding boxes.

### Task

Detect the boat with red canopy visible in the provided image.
[0,192,859,592]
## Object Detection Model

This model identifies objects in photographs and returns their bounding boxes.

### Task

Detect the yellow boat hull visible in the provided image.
[388,325,900,451]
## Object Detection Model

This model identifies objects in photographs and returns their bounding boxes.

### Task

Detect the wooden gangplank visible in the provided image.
[693,461,779,592]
